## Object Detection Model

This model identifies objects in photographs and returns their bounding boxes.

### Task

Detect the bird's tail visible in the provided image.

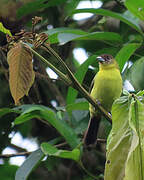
[84,114,101,146]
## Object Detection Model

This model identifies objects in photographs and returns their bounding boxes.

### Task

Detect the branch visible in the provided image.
[0,142,67,158]
[0,152,31,158]
[31,44,112,123]
[9,143,28,152]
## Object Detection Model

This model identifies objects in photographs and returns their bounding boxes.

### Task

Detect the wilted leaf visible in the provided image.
[7,42,35,105]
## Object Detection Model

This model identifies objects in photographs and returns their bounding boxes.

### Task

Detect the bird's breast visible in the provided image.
[90,68,122,112]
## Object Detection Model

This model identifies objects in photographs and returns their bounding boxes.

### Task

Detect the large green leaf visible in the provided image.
[105,93,144,180]
[125,0,144,21]
[46,27,122,44]
[17,0,67,18]
[115,43,141,72]
[15,149,44,180]
[66,55,97,104]
[46,27,86,36]
[41,143,80,162]
[58,32,122,44]
[46,28,87,44]
[105,96,131,180]
[127,57,144,91]
[70,8,143,34]
[124,98,144,180]
[66,101,89,115]
[14,105,80,148]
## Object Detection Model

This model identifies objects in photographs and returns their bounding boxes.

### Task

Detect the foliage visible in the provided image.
[0,0,144,180]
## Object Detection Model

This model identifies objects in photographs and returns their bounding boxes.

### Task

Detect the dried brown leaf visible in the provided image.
[7,42,35,105]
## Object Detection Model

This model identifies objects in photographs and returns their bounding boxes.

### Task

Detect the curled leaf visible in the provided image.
[7,42,35,105]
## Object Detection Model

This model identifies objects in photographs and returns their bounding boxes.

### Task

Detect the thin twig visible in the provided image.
[0,142,68,159]
[9,143,28,152]
[0,152,31,158]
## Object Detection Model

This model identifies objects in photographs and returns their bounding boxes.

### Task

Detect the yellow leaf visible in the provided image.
[7,42,35,105]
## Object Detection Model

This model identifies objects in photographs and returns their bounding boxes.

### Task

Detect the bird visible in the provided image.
[84,54,123,146]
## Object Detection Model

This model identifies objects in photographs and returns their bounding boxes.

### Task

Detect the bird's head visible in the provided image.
[97,54,119,69]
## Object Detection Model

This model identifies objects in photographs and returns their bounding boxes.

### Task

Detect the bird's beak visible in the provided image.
[96,56,105,62]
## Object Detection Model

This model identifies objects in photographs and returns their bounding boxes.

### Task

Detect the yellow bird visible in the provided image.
[84,54,123,145]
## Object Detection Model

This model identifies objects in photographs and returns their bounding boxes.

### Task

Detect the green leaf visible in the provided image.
[66,55,97,104]
[115,43,141,72]
[94,47,119,57]
[125,0,144,21]
[15,149,44,180]
[105,97,131,180]
[46,27,86,36]
[17,0,66,18]
[127,57,144,91]
[70,8,143,34]
[46,28,87,44]
[14,105,80,148]
[46,27,122,44]
[58,32,122,45]
[41,143,81,162]
[124,99,144,180]
[0,22,12,36]
[105,95,144,180]
[14,105,52,125]
[66,101,89,115]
